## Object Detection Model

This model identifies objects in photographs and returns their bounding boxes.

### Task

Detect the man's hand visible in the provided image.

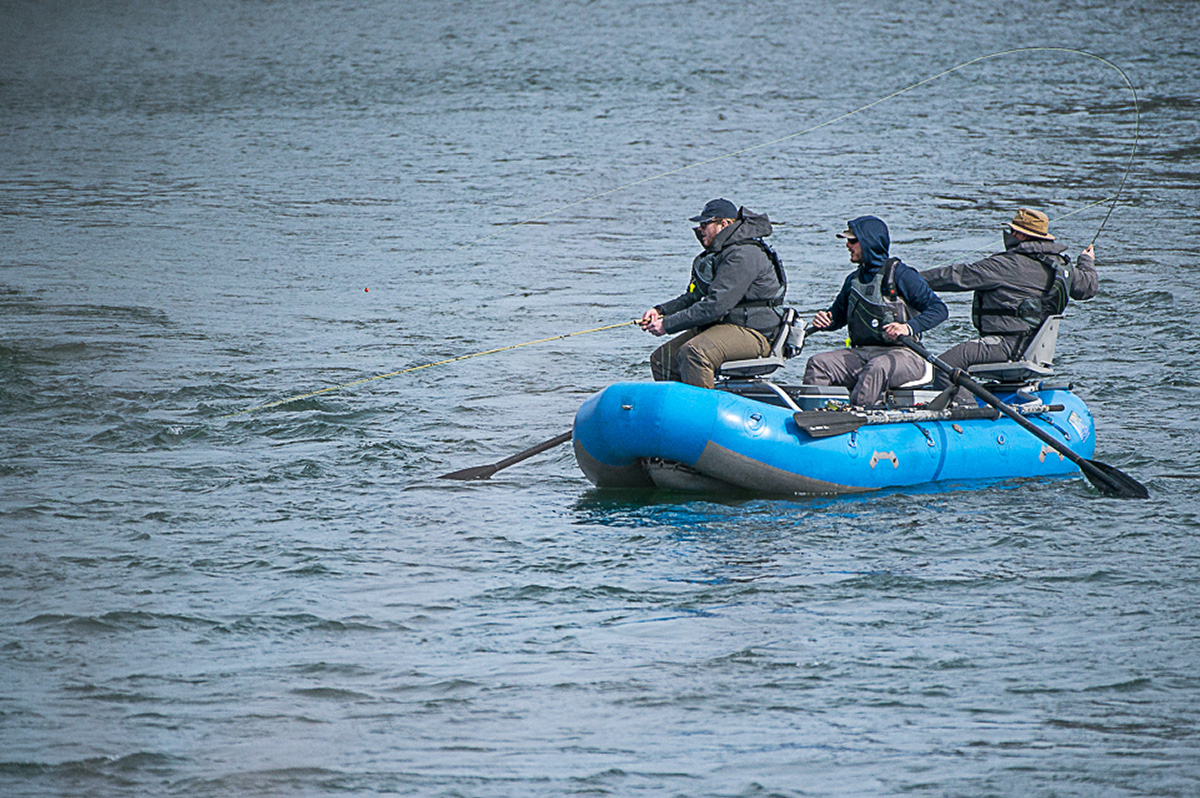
[640,308,666,336]
[811,310,833,329]
[1082,244,1095,260]
[883,322,912,341]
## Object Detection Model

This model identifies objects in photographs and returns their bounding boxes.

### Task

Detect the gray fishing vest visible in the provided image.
[971,252,1073,336]
[846,258,915,347]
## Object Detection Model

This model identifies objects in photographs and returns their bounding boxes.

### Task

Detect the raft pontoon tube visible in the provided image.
[572,380,1095,494]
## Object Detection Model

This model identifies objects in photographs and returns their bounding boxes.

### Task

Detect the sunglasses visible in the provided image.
[844,237,858,244]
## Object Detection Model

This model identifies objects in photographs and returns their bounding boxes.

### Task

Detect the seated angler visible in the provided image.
[920,208,1098,405]
[803,215,947,408]
[639,198,787,389]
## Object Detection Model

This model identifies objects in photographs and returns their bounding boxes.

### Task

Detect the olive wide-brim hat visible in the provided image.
[1007,207,1055,240]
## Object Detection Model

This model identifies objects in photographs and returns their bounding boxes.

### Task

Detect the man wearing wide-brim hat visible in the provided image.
[920,207,1098,405]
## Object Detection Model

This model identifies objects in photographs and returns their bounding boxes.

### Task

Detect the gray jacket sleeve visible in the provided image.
[921,256,1008,292]
[658,290,697,317]
[1071,251,1098,300]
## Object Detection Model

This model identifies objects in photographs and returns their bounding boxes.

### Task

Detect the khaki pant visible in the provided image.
[650,324,770,390]
[803,345,927,407]
[932,335,1019,405]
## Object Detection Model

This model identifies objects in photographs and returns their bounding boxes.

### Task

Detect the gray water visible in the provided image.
[3,0,1200,795]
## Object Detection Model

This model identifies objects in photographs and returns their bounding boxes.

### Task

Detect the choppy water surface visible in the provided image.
[3,0,1200,795]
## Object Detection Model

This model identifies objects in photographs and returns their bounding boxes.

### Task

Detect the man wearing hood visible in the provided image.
[640,198,787,389]
[804,215,948,408]
[920,208,1098,405]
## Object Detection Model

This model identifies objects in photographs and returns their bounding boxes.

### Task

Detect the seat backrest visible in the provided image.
[966,314,1063,384]
[1021,314,1061,367]
[764,307,798,360]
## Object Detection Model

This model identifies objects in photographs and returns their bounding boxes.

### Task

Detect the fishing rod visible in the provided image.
[926,194,1120,271]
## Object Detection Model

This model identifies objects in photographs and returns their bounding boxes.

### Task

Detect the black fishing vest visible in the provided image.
[688,239,787,325]
[971,252,1072,336]
[846,258,915,347]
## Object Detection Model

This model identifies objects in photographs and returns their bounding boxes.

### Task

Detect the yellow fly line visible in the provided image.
[211,189,1112,425]
[217,320,637,420]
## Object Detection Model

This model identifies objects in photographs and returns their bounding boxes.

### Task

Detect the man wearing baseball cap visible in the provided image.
[639,198,787,388]
[802,215,948,408]
[920,207,1098,405]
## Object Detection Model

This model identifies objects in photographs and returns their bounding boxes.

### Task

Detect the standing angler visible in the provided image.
[803,215,948,408]
[920,208,1098,405]
[640,198,787,389]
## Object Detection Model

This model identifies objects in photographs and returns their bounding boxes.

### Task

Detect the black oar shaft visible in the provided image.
[490,430,573,471]
[438,430,573,480]
[904,338,1078,461]
[899,336,1146,499]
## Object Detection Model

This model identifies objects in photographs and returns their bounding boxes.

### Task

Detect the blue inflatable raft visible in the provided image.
[572,380,1096,495]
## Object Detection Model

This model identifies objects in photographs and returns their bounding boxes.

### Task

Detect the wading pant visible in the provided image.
[803,345,927,408]
[650,324,770,390]
[932,335,1020,405]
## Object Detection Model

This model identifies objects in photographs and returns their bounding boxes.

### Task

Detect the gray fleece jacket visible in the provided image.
[657,208,785,337]
[921,239,1097,337]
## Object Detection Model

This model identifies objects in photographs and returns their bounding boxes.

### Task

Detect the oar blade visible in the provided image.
[1082,459,1150,499]
[438,464,500,481]
[793,411,867,438]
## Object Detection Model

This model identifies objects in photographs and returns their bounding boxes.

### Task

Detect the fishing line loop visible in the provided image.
[928,193,1119,269]
[463,46,1138,250]
[191,49,1137,435]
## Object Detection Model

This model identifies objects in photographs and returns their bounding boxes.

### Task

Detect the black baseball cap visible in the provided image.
[689,198,738,223]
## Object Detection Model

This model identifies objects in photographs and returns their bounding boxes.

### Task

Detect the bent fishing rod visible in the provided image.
[192,48,1141,472]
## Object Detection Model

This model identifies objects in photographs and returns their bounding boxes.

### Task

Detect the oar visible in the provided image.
[792,405,1001,439]
[898,335,1148,499]
[793,410,869,438]
[438,430,573,480]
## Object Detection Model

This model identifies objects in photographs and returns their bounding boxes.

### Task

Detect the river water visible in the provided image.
[3,1,1200,795]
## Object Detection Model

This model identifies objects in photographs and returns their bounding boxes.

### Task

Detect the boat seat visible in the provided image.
[897,357,933,389]
[968,315,1062,384]
[883,356,934,407]
[717,307,800,378]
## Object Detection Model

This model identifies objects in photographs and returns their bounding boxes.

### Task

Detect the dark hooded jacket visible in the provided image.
[824,216,947,343]
[657,208,786,337]
[920,238,1097,337]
